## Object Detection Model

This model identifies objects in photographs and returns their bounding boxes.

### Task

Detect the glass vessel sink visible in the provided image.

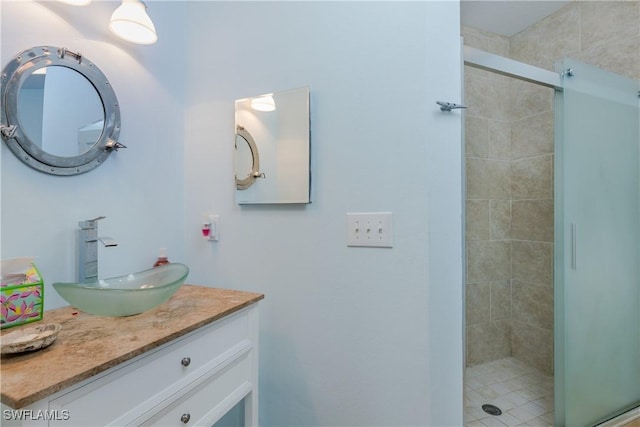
[53,263,189,317]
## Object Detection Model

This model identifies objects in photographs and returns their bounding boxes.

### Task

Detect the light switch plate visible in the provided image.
[206,214,219,241]
[346,212,393,247]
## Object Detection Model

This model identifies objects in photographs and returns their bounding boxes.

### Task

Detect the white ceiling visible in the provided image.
[461,1,570,37]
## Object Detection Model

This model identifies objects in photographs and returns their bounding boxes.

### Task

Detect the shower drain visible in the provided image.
[481,404,503,416]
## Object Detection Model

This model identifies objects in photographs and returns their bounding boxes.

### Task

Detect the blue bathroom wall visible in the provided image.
[183,2,464,425]
[0,1,187,308]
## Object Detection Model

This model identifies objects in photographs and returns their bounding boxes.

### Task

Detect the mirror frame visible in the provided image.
[235,125,263,190]
[1,46,121,175]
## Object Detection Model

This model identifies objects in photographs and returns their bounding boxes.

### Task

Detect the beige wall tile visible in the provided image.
[487,36,510,58]
[490,200,511,240]
[467,240,511,282]
[512,199,554,242]
[512,280,554,330]
[510,79,553,121]
[462,26,510,56]
[580,1,640,55]
[467,320,511,365]
[464,65,499,85]
[511,112,554,160]
[512,240,553,287]
[489,120,511,160]
[466,158,511,200]
[465,73,512,121]
[511,320,553,374]
[491,280,511,321]
[465,116,490,159]
[577,36,640,81]
[466,200,490,241]
[466,283,491,325]
[462,26,490,51]
[511,155,553,200]
[510,3,580,70]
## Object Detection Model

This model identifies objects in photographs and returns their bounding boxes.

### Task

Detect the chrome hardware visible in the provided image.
[0,125,17,139]
[252,171,266,178]
[561,68,575,78]
[436,101,468,112]
[181,357,191,367]
[105,139,127,151]
[180,413,191,424]
[99,237,118,247]
[78,216,106,229]
[58,47,82,64]
[78,216,117,282]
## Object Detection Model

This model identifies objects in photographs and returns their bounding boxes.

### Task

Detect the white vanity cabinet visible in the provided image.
[1,286,262,427]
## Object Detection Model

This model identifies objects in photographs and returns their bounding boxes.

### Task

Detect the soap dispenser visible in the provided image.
[153,247,170,267]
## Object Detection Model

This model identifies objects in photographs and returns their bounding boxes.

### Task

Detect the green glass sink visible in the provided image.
[53,263,189,317]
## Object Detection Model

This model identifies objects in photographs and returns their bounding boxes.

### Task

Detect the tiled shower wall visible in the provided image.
[464,28,514,365]
[510,1,640,82]
[464,1,640,375]
[464,27,555,372]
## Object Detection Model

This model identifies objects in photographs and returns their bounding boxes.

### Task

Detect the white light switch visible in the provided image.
[346,212,393,247]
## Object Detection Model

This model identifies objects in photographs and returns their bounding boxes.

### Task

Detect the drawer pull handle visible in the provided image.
[181,413,191,424]
[181,357,191,367]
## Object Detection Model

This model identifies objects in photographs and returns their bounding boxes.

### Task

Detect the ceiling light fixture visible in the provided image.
[57,0,92,5]
[251,95,276,112]
[109,0,158,45]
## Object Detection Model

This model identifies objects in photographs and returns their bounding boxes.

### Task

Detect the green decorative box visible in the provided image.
[1,263,44,329]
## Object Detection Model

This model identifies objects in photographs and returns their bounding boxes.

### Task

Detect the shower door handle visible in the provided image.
[571,223,577,270]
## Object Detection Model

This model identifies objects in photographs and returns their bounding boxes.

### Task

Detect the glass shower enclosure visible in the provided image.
[464,46,640,426]
[554,58,640,426]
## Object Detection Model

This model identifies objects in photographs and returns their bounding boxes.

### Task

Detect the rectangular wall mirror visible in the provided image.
[234,86,310,204]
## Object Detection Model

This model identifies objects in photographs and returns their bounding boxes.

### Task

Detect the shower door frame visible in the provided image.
[463,46,562,90]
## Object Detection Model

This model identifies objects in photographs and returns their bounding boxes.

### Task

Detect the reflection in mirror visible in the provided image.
[235,126,263,190]
[18,66,104,157]
[235,134,253,178]
[234,86,310,204]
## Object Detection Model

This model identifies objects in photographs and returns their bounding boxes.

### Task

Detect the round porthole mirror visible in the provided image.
[0,46,123,175]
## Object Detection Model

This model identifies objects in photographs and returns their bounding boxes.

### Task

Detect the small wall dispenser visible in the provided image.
[202,215,219,241]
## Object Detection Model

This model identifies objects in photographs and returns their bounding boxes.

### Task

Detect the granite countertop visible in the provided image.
[0,285,264,409]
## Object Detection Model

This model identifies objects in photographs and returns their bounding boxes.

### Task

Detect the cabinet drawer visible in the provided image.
[49,309,251,427]
[138,351,253,427]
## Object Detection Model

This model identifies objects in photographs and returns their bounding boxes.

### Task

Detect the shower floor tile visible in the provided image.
[465,357,554,427]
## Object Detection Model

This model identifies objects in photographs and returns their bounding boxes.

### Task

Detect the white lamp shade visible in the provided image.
[57,0,92,5]
[251,95,276,112]
[109,0,158,45]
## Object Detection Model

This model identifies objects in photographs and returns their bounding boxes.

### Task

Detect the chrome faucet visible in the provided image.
[78,216,117,282]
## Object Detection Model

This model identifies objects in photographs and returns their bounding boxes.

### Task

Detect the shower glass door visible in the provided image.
[555,58,640,427]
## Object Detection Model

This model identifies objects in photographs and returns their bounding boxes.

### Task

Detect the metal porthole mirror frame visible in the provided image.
[235,125,264,190]
[0,46,123,176]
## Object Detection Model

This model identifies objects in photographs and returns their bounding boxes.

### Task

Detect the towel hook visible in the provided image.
[436,101,468,112]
